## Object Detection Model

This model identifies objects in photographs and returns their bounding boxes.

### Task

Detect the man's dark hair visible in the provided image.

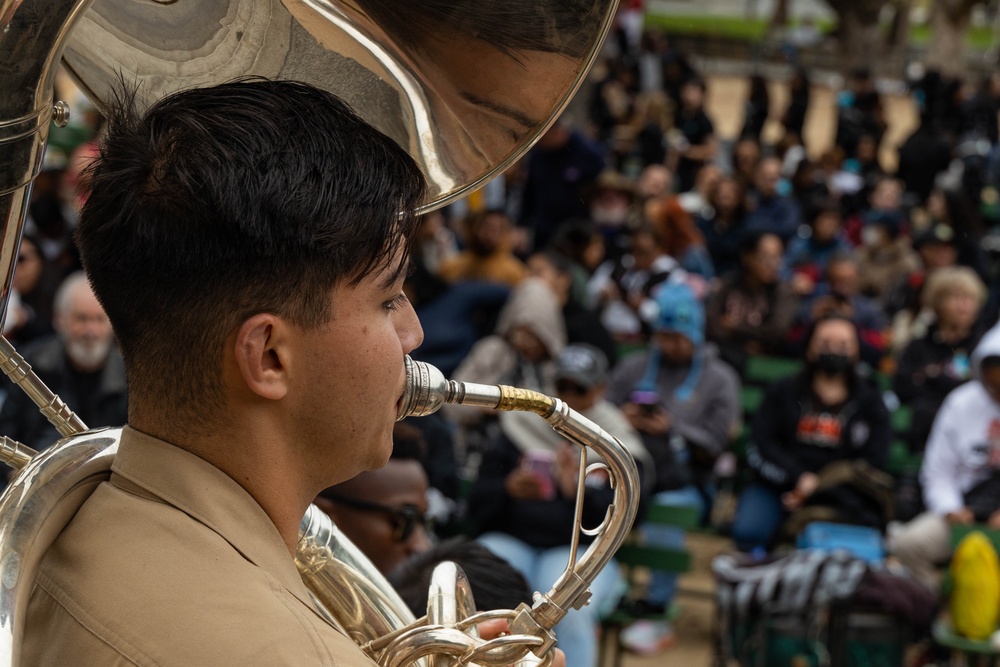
[388,537,532,616]
[981,356,1000,372]
[77,79,426,430]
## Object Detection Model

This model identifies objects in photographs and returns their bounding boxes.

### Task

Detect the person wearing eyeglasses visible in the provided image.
[314,432,433,576]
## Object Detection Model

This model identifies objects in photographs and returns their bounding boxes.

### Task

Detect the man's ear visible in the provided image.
[234,313,289,401]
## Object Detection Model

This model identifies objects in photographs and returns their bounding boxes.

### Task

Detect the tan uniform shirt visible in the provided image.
[23,427,378,666]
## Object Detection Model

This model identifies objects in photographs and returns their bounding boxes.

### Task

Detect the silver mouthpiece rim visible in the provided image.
[397,356,451,420]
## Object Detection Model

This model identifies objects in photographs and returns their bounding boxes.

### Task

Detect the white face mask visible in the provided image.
[861,226,883,248]
[591,205,629,227]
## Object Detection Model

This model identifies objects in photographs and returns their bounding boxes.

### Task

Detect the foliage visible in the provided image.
[643,12,995,50]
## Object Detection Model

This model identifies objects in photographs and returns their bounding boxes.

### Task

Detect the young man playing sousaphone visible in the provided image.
[21,80,564,667]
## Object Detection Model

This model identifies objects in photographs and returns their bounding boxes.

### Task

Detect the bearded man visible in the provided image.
[0,271,125,451]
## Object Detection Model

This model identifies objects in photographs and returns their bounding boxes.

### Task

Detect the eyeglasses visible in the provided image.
[322,492,431,543]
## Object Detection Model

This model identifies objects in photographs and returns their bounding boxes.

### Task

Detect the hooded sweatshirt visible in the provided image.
[921,323,1000,516]
[450,279,566,422]
[606,345,741,490]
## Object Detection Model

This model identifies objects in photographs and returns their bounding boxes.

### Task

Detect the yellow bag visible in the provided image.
[951,531,1000,640]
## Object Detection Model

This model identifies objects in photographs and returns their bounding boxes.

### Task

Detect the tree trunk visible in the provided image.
[771,0,791,27]
[885,2,911,74]
[838,5,886,73]
[926,0,980,78]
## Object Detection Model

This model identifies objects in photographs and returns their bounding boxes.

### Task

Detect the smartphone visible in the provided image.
[629,389,660,415]
[522,450,556,500]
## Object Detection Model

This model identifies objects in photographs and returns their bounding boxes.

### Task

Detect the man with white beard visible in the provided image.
[0,271,126,452]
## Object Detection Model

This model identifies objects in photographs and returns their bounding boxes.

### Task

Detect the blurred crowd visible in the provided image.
[11,16,1000,664]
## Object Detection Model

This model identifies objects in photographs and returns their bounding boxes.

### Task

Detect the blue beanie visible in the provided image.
[654,282,704,347]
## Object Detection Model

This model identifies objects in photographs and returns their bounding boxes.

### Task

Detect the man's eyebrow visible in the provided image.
[379,257,412,289]
[459,91,541,130]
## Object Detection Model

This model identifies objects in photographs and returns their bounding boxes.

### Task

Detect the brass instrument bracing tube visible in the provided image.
[0,336,86,440]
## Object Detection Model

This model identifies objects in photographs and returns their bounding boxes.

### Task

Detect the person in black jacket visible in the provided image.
[731,315,892,552]
[894,266,987,452]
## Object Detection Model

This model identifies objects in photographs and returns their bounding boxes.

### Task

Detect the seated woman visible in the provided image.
[732,316,892,552]
[644,192,715,282]
[706,231,799,370]
[888,325,1000,592]
[894,267,987,452]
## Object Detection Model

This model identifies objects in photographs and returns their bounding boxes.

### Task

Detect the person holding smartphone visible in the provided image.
[470,344,650,667]
[606,282,741,654]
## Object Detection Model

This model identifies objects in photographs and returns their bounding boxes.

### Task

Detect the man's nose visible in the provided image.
[398,301,424,355]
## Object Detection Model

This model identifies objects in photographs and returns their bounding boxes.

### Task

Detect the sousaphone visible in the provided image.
[0,1,639,665]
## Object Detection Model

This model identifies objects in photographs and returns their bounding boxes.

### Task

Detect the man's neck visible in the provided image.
[130,413,315,557]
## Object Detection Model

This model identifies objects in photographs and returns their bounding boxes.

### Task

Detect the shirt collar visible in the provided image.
[110,426,318,610]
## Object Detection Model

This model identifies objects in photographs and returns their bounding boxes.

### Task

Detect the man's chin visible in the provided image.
[367,435,395,471]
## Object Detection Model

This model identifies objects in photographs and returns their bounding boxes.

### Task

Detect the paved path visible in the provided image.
[647,0,834,22]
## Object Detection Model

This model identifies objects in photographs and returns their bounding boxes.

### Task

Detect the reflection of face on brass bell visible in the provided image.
[63,0,616,209]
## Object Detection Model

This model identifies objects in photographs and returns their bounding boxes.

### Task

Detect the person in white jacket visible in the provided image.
[888,322,1000,591]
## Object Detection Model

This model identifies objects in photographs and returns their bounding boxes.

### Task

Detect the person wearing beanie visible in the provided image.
[605,282,741,654]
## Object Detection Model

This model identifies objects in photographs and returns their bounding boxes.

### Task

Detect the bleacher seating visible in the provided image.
[603,503,701,667]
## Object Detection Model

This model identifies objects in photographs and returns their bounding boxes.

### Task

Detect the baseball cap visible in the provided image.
[555,344,609,390]
[914,223,956,249]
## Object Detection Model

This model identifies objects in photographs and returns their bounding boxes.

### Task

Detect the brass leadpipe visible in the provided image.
[307,356,641,667]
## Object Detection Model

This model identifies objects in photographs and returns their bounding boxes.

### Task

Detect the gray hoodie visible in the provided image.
[606,344,741,470]
[449,279,566,423]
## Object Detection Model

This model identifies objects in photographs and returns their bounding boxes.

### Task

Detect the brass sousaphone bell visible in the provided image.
[0,0,640,665]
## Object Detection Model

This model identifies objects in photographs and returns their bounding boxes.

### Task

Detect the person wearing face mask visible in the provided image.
[587,170,639,242]
[856,205,920,305]
[731,315,892,553]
